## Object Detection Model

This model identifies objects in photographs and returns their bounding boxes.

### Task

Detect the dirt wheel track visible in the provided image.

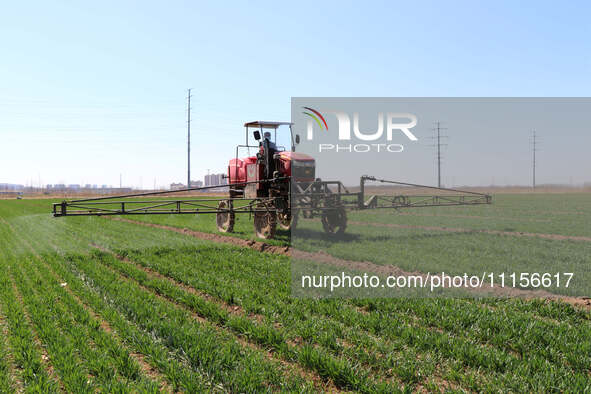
[110,217,590,309]
[111,217,291,255]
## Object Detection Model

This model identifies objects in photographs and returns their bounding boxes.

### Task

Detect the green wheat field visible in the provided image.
[0,193,590,392]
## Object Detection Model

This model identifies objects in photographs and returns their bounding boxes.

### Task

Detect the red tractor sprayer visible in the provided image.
[53,120,492,239]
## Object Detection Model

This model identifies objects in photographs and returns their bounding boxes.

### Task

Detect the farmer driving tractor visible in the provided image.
[263,131,277,151]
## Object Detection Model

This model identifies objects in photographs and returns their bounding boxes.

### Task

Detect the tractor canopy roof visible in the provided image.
[244,121,293,129]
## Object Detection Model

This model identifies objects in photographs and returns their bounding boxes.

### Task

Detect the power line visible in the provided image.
[430,121,448,188]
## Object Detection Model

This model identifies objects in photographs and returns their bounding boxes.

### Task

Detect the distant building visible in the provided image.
[0,183,24,191]
[170,182,185,190]
[190,180,203,188]
[204,173,226,187]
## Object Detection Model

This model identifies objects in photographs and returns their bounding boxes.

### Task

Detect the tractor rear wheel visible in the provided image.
[216,200,235,233]
[254,202,277,239]
[321,207,347,235]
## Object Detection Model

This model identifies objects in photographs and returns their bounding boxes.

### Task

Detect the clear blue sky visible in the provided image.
[1,0,590,188]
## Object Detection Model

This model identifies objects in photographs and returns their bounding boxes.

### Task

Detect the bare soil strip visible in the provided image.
[109,217,590,308]
[111,217,291,255]
[349,220,591,242]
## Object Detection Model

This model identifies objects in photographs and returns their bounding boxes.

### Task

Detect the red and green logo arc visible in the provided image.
[302,107,328,131]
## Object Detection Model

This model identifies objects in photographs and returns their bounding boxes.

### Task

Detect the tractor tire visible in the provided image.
[321,206,347,235]
[216,200,235,233]
[278,212,291,230]
[278,210,299,231]
[254,202,277,239]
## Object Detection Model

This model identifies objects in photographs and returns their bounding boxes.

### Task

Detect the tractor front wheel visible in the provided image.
[254,202,277,239]
[278,210,299,230]
[278,212,290,230]
[216,200,235,233]
[321,207,347,235]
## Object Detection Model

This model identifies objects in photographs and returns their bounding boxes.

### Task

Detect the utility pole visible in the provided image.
[437,122,441,188]
[187,88,192,189]
[431,121,448,188]
[532,130,538,189]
